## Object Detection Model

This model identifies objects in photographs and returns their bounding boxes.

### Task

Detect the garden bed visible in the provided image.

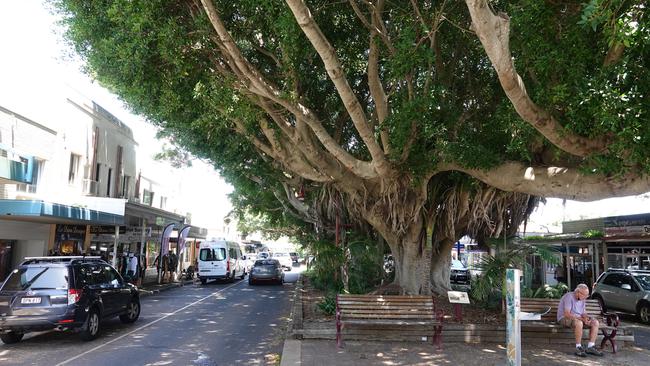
[300,276,504,325]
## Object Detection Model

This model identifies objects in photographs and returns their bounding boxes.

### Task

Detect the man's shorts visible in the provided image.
[558,317,577,328]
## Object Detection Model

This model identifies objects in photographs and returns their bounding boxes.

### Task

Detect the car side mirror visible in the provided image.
[621,284,632,291]
[242,255,246,260]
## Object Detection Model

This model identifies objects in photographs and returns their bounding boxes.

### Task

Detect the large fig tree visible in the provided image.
[54,0,649,294]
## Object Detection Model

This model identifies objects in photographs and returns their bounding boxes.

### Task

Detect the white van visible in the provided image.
[197,240,245,284]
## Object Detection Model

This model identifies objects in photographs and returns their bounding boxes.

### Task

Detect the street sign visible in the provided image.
[447,291,470,304]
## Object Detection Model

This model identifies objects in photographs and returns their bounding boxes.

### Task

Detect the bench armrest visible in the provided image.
[602,312,620,328]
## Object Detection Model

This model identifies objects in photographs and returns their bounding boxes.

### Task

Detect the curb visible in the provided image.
[138,279,194,298]
[280,339,301,366]
[280,276,305,365]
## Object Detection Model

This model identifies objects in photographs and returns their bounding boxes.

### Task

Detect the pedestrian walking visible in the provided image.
[126,252,138,284]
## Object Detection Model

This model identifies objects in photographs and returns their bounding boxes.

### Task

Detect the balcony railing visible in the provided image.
[16,183,37,194]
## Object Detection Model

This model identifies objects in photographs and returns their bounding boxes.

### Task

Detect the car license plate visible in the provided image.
[21,297,41,304]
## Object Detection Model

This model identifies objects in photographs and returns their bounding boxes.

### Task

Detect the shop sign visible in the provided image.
[55,225,86,255]
[605,225,650,237]
[90,225,126,235]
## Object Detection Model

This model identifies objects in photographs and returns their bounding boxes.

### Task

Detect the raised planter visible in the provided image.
[287,279,635,348]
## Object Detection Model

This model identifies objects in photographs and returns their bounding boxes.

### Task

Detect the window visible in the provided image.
[634,274,650,291]
[95,163,101,182]
[68,153,81,184]
[143,189,155,206]
[106,168,112,196]
[1,267,69,291]
[199,248,226,261]
[603,273,629,288]
[200,248,213,261]
[76,264,99,287]
[101,266,121,287]
[121,175,131,198]
[32,159,44,187]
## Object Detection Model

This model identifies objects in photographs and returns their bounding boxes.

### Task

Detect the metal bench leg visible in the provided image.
[600,328,618,353]
[433,324,443,350]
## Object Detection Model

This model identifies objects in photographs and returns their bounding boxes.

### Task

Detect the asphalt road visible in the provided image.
[0,267,302,366]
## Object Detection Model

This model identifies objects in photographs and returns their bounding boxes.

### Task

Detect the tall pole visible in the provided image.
[506,268,522,366]
[112,225,120,267]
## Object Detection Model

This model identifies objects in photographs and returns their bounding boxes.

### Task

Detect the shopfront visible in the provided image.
[604,213,650,271]
[0,199,123,282]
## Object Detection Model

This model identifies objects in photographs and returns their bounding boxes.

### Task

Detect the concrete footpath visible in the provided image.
[281,339,650,365]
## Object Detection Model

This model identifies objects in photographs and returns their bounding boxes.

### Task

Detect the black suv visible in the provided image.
[0,256,140,344]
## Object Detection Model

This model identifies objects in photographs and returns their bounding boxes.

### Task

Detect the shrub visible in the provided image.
[317,293,337,315]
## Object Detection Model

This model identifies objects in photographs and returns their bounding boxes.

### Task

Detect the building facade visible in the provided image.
[0,96,205,283]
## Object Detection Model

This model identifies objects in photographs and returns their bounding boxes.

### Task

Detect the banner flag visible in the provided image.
[177,225,192,254]
[160,223,176,256]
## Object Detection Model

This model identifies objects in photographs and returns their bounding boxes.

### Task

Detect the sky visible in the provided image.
[1,1,649,237]
[0,1,234,234]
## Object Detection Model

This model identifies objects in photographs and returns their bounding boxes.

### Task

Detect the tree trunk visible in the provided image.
[377,212,458,295]
[430,248,452,295]
[393,241,432,295]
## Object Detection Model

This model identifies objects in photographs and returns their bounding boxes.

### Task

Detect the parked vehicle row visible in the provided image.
[0,256,140,344]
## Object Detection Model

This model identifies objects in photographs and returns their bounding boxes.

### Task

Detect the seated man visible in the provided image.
[557,283,604,357]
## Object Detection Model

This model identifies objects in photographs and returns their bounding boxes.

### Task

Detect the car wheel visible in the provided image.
[79,308,101,341]
[200,278,207,285]
[638,303,650,324]
[0,331,24,344]
[120,298,141,323]
[239,270,246,280]
[593,294,607,313]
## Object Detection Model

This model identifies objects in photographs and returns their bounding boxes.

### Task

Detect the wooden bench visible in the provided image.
[520,298,621,352]
[335,294,444,349]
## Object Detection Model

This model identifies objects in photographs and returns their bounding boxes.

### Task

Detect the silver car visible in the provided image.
[592,269,650,323]
[248,259,284,285]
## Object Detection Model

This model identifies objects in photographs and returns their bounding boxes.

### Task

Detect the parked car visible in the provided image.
[591,268,650,323]
[258,252,270,260]
[272,252,293,271]
[450,259,471,285]
[289,252,299,264]
[383,254,395,275]
[0,256,140,344]
[248,259,284,285]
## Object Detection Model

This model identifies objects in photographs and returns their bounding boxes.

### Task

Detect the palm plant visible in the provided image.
[471,237,559,312]
[304,238,344,292]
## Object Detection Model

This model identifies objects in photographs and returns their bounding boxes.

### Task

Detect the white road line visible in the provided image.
[56,281,245,366]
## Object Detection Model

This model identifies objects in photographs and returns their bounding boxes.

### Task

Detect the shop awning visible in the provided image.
[0,199,123,225]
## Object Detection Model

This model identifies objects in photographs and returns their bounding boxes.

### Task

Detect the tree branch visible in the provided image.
[201,0,378,180]
[349,0,395,54]
[367,0,391,155]
[286,0,393,178]
[441,161,650,201]
[464,0,609,157]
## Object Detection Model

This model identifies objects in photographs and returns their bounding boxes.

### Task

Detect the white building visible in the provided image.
[0,95,206,283]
